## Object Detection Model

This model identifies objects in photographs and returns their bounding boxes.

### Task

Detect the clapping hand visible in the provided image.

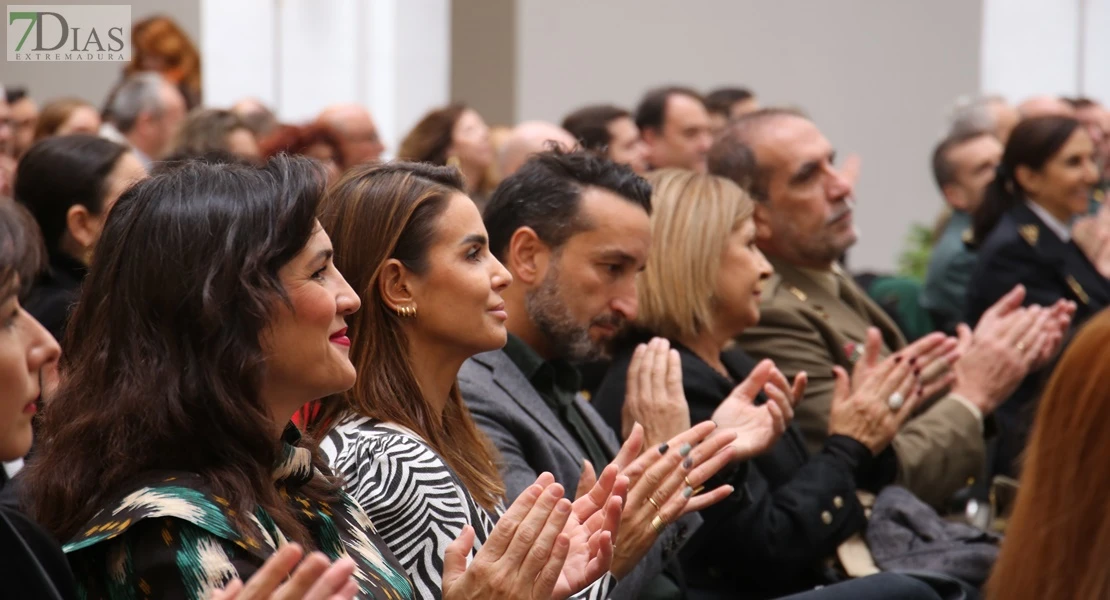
[710,359,804,461]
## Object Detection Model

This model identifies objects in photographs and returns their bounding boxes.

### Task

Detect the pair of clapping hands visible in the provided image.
[211,468,624,600]
[831,284,1074,454]
[619,284,1074,462]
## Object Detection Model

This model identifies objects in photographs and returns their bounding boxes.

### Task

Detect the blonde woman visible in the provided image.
[593,169,949,599]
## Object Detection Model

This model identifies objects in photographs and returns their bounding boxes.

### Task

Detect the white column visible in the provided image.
[980,0,1082,100]
[200,0,450,155]
[1082,0,1110,101]
[199,0,277,109]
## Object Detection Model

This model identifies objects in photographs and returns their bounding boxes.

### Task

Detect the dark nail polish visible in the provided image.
[682,457,693,469]
[894,355,903,363]
[658,443,669,455]
[909,357,917,366]
[679,443,693,457]
[683,486,694,498]
[914,369,920,377]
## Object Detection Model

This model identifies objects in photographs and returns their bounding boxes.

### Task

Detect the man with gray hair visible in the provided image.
[709,109,1070,508]
[102,73,187,168]
[947,95,1019,144]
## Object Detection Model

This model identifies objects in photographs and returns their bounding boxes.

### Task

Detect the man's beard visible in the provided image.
[776,201,857,266]
[525,265,626,362]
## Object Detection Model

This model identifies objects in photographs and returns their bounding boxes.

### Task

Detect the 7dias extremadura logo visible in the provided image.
[8,5,131,61]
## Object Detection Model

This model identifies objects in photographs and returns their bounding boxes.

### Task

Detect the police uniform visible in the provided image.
[967,200,1110,476]
[920,210,977,334]
[733,256,985,509]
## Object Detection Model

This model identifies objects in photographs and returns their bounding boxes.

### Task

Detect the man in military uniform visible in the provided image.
[920,130,1003,333]
[707,109,1068,508]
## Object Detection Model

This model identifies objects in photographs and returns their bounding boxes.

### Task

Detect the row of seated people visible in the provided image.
[0,109,1096,600]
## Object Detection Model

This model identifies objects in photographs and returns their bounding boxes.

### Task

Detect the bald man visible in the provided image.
[1018,95,1076,119]
[497,121,577,177]
[232,98,278,138]
[316,103,384,168]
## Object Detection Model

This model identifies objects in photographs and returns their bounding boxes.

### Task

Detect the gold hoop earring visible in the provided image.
[396,304,417,318]
[446,155,461,170]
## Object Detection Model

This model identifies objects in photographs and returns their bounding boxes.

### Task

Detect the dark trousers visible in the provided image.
[777,574,944,600]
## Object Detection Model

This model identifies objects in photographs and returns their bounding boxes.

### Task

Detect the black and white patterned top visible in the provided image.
[322,416,614,600]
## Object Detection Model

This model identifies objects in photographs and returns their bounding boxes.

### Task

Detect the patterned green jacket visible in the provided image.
[62,427,414,600]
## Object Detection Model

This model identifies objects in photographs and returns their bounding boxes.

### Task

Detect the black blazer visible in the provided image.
[966,203,1110,476]
[24,253,88,342]
[967,202,1110,326]
[594,335,897,600]
[0,480,78,599]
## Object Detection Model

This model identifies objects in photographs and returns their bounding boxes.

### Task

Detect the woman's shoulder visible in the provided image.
[62,471,262,558]
[326,417,442,462]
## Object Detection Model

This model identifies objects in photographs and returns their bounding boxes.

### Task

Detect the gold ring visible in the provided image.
[650,515,666,534]
[684,476,693,487]
[648,497,662,511]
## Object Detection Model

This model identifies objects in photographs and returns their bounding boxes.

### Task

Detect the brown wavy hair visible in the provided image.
[312,161,505,510]
[260,123,345,166]
[128,16,202,108]
[986,308,1110,600]
[23,156,338,547]
[32,98,97,141]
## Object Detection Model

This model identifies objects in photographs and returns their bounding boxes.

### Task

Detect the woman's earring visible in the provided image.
[446,155,461,170]
[395,304,417,318]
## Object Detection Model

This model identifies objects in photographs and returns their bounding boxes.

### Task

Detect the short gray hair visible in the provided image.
[947,95,1006,137]
[105,73,167,134]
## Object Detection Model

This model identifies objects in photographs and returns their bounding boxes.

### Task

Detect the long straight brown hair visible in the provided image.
[986,308,1110,599]
[313,161,505,510]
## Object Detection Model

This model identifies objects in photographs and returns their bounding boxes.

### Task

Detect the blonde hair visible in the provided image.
[637,169,755,340]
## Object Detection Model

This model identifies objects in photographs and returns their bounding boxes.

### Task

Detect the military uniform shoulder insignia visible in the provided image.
[1019,225,1039,246]
[786,284,807,302]
[1066,275,1090,305]
[961,228,974,244]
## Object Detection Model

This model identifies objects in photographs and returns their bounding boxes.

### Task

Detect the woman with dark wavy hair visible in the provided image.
[21,156,587,599]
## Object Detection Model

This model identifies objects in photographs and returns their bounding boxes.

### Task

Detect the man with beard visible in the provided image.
[461,149,746,600]
[708,109,1071,508]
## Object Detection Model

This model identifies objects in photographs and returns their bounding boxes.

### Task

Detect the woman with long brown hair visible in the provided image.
[398,104,495,203]
[19,155,590,600]
[314,160,741,599]
[986,307,1110,600]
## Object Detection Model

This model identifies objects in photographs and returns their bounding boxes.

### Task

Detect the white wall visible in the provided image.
[981,0,1081,101]
[201,0,450,156]
[981,0,1110,103]
[516,0,983,272]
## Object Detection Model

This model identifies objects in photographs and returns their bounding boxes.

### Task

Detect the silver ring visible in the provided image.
[887,392,905,411]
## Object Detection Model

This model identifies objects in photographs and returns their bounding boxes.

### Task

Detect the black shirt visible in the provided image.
[501,334,612,471]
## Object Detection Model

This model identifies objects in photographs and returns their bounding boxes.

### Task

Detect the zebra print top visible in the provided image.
[323,416,615,600]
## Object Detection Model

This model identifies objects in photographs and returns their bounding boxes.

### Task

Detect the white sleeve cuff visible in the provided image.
[948,393,984,432]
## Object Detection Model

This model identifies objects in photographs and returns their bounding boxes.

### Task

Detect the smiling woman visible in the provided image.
[21,156,414,599]
[311,161,621,600]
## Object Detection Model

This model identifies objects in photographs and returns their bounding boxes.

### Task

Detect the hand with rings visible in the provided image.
[951,293,1066,415]
[603,421,738,579]
[827,330,938,455]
